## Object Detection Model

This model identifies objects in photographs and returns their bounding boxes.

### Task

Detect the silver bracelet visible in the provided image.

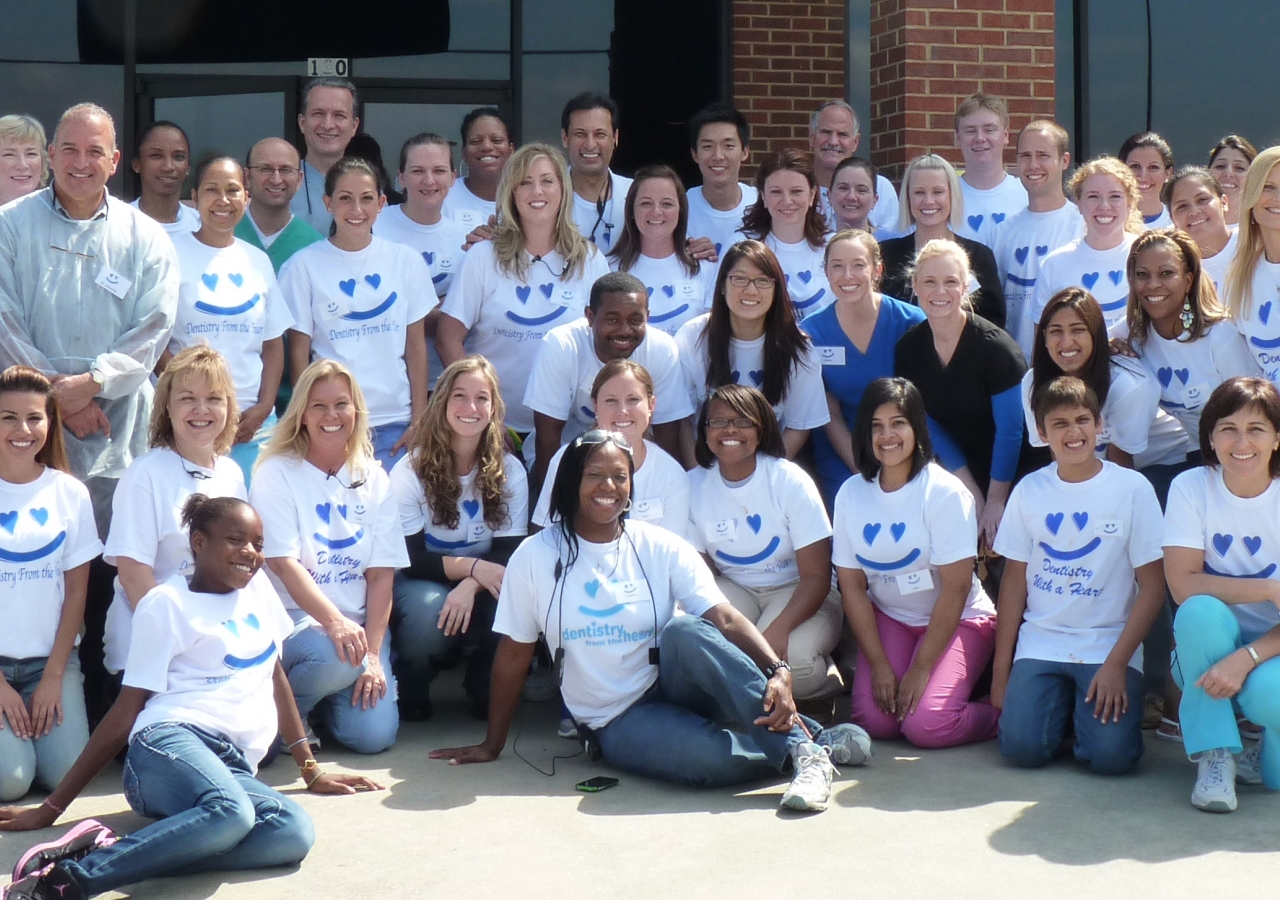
[285,736,310,752]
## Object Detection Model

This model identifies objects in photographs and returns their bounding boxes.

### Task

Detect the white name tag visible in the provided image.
[95,265,131,299]
[895,569,934,594]
[321,295,352,321]
[469,522,489,541]
[1095,517,1124,538]
[815,346,846,366]
[346,503,373,525]
[712,518,738,542]
[632,498,664,522]
[1182,383,1212,408]
[606,579,645,599]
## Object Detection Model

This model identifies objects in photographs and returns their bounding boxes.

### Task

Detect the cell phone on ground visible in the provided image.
[575,776,619,792]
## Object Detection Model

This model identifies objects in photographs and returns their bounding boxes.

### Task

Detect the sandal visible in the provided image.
[1141,694,1164,729]
[1155,716,1183,743]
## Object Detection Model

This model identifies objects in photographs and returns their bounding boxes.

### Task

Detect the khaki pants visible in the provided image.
[714,577,843,699]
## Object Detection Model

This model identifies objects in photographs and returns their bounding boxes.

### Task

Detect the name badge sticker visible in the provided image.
[321,295,352,321]
[712,518,739,542]
[95,265,131,299]
[895,569,934,595]
[607,579,645,600]
[346,502,373,525]
[1182,383,1212,408]
[632,498,665,522]
[469,522,489,542]
[1095,517,1124,538]
[816,346,846,366]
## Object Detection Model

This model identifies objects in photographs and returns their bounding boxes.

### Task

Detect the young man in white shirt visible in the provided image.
[685,103,757,257]
[809,100,897,233]
[290,77,360,234]
[992,376,1166,774]
[993,120,1085,356]
[955,93,1029,246]
[561,93,633,254]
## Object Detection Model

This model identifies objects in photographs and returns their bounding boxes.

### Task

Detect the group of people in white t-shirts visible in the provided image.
[3,79,1280,899]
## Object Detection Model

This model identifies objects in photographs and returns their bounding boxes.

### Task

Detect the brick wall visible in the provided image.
[869,0,1056,180]
[731,1,848,179]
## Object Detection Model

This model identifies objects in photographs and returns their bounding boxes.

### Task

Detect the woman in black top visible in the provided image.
[894,240,1026,550]
[879,154,1006,329]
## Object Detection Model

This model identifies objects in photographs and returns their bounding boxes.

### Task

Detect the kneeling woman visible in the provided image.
[432,431,870,813]
[1163,377,1280,813]
[251,360,409,754]
[834,377,999,748]
[0,495,379,898]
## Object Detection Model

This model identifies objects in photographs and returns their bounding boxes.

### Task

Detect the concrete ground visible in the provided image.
[2,669,1278,900]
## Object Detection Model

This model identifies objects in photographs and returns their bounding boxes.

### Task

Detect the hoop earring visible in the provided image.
[621,498,632,514]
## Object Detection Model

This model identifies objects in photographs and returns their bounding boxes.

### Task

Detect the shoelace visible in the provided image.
[1200,752,1230,789]
[794,746,839,782]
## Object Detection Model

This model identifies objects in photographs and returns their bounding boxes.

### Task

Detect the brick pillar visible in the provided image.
[732,1,848,180]
[869,0,1056,181]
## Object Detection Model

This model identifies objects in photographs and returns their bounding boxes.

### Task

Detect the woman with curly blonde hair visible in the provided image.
[389,356,528,720]
[437,143,611,443]
[102,345,245,682]
[250,359,408,753]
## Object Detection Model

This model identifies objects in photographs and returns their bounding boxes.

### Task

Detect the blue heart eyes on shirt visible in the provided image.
[1045,512,1089,535]
[1156,368,1191,389]
[968,215,983,231]
[1262,302,1273,325]
[462,499,480,520]
[0,509,48,533]
[992,213,1006,225]
[862,522,906,545]
[1015,247,1029,265]
[315,503,350,524]
[221,613,261,637]
[1213,533,1262,556]
[796,271,812,284]
[422,251,435,265]
[745,514,762,534]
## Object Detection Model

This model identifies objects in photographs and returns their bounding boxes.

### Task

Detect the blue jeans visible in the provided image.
[591,616,822,788]
[1173,595,1280,788]
[281,612,398,754]
[0,655,89,800]
[371,421,409,472]
[228,410,277,488]
[999,657,1145,775]
[391,574,499,707]
[59,722,313,895]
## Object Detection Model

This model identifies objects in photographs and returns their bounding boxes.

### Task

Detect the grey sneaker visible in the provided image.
[815,723,873,767]
[1191,747,1237,812]
[780,742,836,812]
[1236,743,1263,785]
[557,717,579,740]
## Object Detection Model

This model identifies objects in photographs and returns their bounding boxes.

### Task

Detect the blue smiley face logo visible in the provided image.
[0,508,68,563]
[220,612,277,670]
[1204,533,1275,578]
[578,578,645,617]
[1038,511,1100,560]
[313,502,365,550]
[713,511,782,566]
[194,270,262,316]
[854,521,921,571]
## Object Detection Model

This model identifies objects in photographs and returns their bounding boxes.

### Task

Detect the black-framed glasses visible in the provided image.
[726,274,776,291]
[706,417,758,430]
[326,470,367,490]
[575,429,633,454]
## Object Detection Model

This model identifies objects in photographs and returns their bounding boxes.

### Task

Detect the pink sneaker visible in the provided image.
[11,819,116,882]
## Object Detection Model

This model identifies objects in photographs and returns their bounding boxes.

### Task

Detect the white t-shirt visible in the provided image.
[1019,359,1159,457]
[611,253,716,337]
[764,234,832,322]
[130,199,200,236]
[169,232,293,408]
[686,455,831,590]
[0,469,102,659]
[1135,321,1261,438]
[493,520,725,729]
[250,456,409,623]
[124,572,293,772]
[571,171,633,253]
[441,240,611,433]
[103,449,247,674]
[389,451,528,557]
[686,184,758,258]
[1200,230,1239,295]
[1142,207,1174,231]
[442,179,496,233]
[1033,234,1138,334]
[831,462,992,627]
[1164,466,1280,637]
[374,204,467,390]
[994,461,1164,668]
[675,314,830,432]
[280,235,435,427]
[523,319,693,446]
[1230,252,1280,384]
[533,440,690,539]
[957,174,1029,246]
[992,203,1086,357]
[820,175,899,233]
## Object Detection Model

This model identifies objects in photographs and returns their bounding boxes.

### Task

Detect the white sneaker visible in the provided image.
[557,717,579,740]
[815,723,873,766]
[780,742,836,812]
[1236,743,1263,785]
[1191,748,1238,812]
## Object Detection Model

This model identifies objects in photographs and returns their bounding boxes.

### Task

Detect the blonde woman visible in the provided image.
[389,356,528,721]
[1222,146,1280,384]
[103,345,245,680]
[437,143,611,440]
[878,154,1006,327]
[250,360,408,753]
[0,114,48,206]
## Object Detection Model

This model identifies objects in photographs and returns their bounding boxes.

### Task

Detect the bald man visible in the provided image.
[235,136,323,274]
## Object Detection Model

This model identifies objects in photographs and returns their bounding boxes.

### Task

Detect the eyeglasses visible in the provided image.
[706,417,758,430]
[251,165,299,178]
[726,274,776,291]
[575,429,633,454]
[326,470,367,490]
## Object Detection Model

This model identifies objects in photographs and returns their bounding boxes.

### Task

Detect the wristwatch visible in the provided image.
[764,660,791,679]
[90,368,105,387]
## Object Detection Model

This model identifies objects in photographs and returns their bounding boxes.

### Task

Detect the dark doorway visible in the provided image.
[609,0,726,188]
